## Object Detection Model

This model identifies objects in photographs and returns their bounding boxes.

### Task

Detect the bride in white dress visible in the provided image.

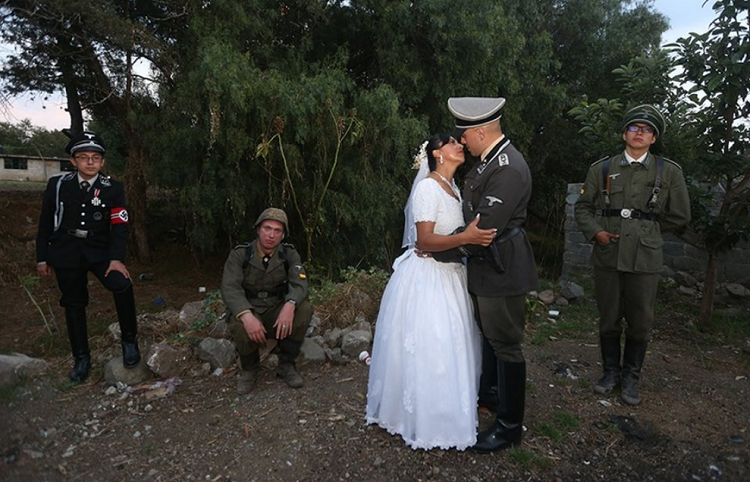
[366,134,496,450]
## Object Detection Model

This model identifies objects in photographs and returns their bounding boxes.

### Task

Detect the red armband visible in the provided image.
[110,207,129,224]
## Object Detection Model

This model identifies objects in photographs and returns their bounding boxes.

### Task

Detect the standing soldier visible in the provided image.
[36,131,141,382]
[575,105,691,405]
[437,97,540,453]
[221,208,313,394]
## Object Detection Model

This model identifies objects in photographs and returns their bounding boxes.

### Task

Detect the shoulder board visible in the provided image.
[661,157,683,170]
[233,242,252,250]
[281,242,296,250]
[590,156,610,167]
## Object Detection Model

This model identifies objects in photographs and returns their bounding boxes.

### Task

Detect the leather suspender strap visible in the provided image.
[601,158,611,207]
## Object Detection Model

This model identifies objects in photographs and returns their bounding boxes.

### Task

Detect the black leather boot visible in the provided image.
[621,338,647,405]
[277,339,304,388]
[65,308,91,382]
[478,337,499,411]
[473,360,526,453]
[594,336,621,395]
[114,286,140,368]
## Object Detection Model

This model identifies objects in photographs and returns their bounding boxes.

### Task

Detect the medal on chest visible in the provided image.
[91,188,102,206]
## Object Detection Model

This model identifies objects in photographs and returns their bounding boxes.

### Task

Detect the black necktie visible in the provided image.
[80,181,90,192]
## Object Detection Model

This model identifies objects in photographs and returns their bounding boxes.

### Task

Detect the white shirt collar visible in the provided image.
[77,173,99,185]
[624,151,648,164]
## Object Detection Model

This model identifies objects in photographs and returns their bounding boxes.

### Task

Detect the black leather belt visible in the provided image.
[496,226,523,244]
[600,209,656,220]
[67,229,97,238]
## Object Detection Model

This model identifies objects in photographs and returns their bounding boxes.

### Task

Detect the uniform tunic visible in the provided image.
[575,152,691,273]
[461,139,539,362]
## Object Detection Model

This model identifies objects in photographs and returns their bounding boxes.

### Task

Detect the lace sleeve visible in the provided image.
[411,179,440,223]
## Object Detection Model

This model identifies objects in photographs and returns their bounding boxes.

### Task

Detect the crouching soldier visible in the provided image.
[221,208,313,394]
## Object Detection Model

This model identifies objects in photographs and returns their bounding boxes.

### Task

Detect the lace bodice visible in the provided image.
[411,178,464,236]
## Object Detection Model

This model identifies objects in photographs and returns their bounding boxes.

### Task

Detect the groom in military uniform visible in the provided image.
[437,97,539,453]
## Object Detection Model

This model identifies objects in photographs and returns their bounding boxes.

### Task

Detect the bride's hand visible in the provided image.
[463,215,497,247]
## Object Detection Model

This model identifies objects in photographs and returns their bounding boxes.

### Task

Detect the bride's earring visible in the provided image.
[439,156,444,165]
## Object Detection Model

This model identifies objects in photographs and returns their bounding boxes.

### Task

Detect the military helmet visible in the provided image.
[254,207,289,234]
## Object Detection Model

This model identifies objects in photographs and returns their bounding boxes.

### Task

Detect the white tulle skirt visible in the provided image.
[365,249,481,450]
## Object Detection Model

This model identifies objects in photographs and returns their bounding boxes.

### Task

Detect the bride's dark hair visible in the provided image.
[425,133,452,172]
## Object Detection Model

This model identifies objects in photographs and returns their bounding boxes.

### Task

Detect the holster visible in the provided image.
[432,226,471,264]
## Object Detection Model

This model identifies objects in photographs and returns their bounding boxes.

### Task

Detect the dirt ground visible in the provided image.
[1,187,749,482]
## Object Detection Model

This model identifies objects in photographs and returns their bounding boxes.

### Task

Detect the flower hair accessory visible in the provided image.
[411,140,428,170]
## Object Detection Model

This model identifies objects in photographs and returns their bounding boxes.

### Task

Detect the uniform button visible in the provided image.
[82,203,86,207]
[80,221,85,225]
[81,212,86,216]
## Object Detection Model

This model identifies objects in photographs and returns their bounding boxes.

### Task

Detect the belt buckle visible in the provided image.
[74,229,88,238]
[620,209,632,219]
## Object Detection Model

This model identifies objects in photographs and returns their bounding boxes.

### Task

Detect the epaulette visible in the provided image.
[662,157,683,170]
[281,242,296,250]
[234,242,252,250]
[591,156,610,167]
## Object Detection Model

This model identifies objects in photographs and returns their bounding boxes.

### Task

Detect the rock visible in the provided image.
[538,290,556,305]
[323,327,344,348]
[660,265,675,278]
[104,357,152,386]
[108,322,122,341]
[559,282,585,302]
[554,297,569,307]
[189,362,212,377]
[205,320,230,339]
[178,300,204,332]
[300,338,326,363]
[146,343,191,378]
[306,314,322,338]
[341,330,373,357]
[196,338,235,369]
[679,286,699,297]
[726,283,750,298]
[676,271,698,287]
[0,353,48,387]
[352,318,372,336]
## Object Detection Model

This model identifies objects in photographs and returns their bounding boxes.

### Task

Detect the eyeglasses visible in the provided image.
[626,125,655,135]
[74,155,104,163]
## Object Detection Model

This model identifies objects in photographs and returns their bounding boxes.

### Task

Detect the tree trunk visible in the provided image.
[123,135,151,263]
[699,250,719,327]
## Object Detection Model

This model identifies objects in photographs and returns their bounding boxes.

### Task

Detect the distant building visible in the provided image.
[0,154,72,182]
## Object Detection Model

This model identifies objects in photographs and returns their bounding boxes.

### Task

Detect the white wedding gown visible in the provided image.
[366,178,481,450]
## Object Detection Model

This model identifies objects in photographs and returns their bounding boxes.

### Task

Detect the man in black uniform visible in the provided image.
[36,131,141,382]
[221,208,313,394]
[436,97,539,453]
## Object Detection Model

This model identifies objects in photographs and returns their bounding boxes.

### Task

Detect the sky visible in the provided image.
[1,0,719,131]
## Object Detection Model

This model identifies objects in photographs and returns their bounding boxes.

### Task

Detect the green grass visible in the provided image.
[507,447,553,470]
[534,410,581,444]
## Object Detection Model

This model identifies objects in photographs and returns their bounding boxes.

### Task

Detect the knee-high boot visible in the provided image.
[594,336,621,394]
[113,285,140,368]
[478,337,499,411]
[621,338,647,405]
[473,360,526,453]
[65,308,91,382]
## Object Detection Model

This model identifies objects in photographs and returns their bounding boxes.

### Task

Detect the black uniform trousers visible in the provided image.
[54,257,132,309]
[472,294,527,363]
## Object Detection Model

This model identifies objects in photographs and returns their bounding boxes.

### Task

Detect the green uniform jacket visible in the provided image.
[462,140,539,297]
[221,240,309,316]
[574,152,691,273]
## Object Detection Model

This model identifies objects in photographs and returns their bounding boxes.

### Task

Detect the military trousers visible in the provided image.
[471,293,526,363]
[54,258,133,309]
[593,268,659,342]
[230,300,313,356]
